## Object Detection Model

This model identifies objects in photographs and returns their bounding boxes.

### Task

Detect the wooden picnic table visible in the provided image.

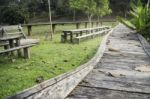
[61,26,110,42]
[22,20,116,36]
[22,21,93,36]
[0,35,22,55]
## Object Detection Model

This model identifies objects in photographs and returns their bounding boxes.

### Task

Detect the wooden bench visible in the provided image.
[73,29,111,44]
[1,25,39,46]
[61,26,110,43]
[0,44,35,59]
[0,42,9,49]
[0,25,39,59]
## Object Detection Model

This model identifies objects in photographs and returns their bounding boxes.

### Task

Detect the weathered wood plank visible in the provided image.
[67,24,150,98]
[67,86,150,99]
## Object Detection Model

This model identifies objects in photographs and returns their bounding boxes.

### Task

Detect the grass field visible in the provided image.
[0,22,118,98]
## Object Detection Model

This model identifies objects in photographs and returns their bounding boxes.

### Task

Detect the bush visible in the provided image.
[118,0,150,40]
[0,7,29,25]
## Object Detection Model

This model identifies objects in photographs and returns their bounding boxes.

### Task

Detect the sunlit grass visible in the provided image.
[0,23,114,98]
[0,22,118,98]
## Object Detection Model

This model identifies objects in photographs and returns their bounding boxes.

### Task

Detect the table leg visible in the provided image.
[27,25,32,36]
[76,33,79,37]
[4,44,10,56]
[85,22,88,28]
[64,32,67,42]
[76,23,80,29]
[16,39,22,57]
[70,32,73,43]
[80,31,82,36]
[52,24,56,33]
[9,39,14,55]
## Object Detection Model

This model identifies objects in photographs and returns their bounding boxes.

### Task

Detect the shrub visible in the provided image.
[118,0,150,40]
[0,7,29,25]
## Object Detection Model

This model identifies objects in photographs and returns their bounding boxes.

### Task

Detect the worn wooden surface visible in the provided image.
[74,29,111,44]
[61,26,110,43]
[67,24,150,99]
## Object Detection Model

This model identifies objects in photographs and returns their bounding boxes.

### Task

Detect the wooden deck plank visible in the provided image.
[67,24,150,99]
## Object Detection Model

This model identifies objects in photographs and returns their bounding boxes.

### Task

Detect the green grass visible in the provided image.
[0,23,117,99]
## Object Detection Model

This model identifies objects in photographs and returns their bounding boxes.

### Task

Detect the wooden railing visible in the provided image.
[22,20,117,36]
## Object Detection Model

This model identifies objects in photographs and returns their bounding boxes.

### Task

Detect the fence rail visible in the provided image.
[22,20,117,36]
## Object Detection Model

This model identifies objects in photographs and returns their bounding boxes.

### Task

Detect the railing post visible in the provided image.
[96,22,99,27]
[85,22,88,28]
[76,23,80,29]
[92,22,94,28]
[27,25,32,36]
[52,24,56,33]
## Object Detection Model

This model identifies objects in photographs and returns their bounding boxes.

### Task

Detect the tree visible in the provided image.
[69,0,97,28]
[0,6,29,24]
[69,0,111,28]
[110,0,130,17]
[118,0,150,40]
[95,0,111,23]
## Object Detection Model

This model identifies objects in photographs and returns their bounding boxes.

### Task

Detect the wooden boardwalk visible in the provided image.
[66,24,150,99]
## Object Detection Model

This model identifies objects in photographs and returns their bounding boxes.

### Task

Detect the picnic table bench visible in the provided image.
[74,29,112,44]
[61,26,111,43]
[0,25,39,59]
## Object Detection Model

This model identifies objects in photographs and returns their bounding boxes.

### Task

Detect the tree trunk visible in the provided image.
[48,0,53,41]
[97,16,100,26]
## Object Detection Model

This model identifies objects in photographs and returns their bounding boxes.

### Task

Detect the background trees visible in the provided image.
[119,0,150,40]
[0,0,148,25]
[69,0,111,28]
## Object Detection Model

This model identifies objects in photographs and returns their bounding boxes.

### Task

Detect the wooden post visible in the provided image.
[100,22,103,26]
[92,22,94,28]
[76,23,80,29]
[96,22,99,27]
[24,48,30,59]
[85,22,88,28]
[52,24,56,33]
[70,32,73,42]
[63,31,67,42]
[80,31,82,36]
[4,45,10,55]
[16,39,22,57]
[27,25,32,36]
[9,39,15,55]
[76,33,79,37]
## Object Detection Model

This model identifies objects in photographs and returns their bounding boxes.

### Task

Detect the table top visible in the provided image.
[63,26,110,33]
[0,35,22,41]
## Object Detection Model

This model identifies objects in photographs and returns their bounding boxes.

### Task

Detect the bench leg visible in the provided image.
[70,33,73,43]
[9,39,15,55]
[17,50,22,57]
[76,34,79,37]
[16,39,22,57]
[4,45,10,56]
[4,45,9,50]
[24,48,30,59]
[61,35,65,43]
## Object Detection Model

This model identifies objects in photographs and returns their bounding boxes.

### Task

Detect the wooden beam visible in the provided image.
[27,25,32,36]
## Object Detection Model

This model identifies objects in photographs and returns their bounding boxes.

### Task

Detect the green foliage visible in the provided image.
[69,0,97,16]
[69,0,111,28]
[94,0,111,17]
[118,0,150,39]
[69,0,111,17]
[110,0,130,17]
[0,7,29,25]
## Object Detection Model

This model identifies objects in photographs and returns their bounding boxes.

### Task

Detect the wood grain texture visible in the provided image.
[67,24,150,99]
